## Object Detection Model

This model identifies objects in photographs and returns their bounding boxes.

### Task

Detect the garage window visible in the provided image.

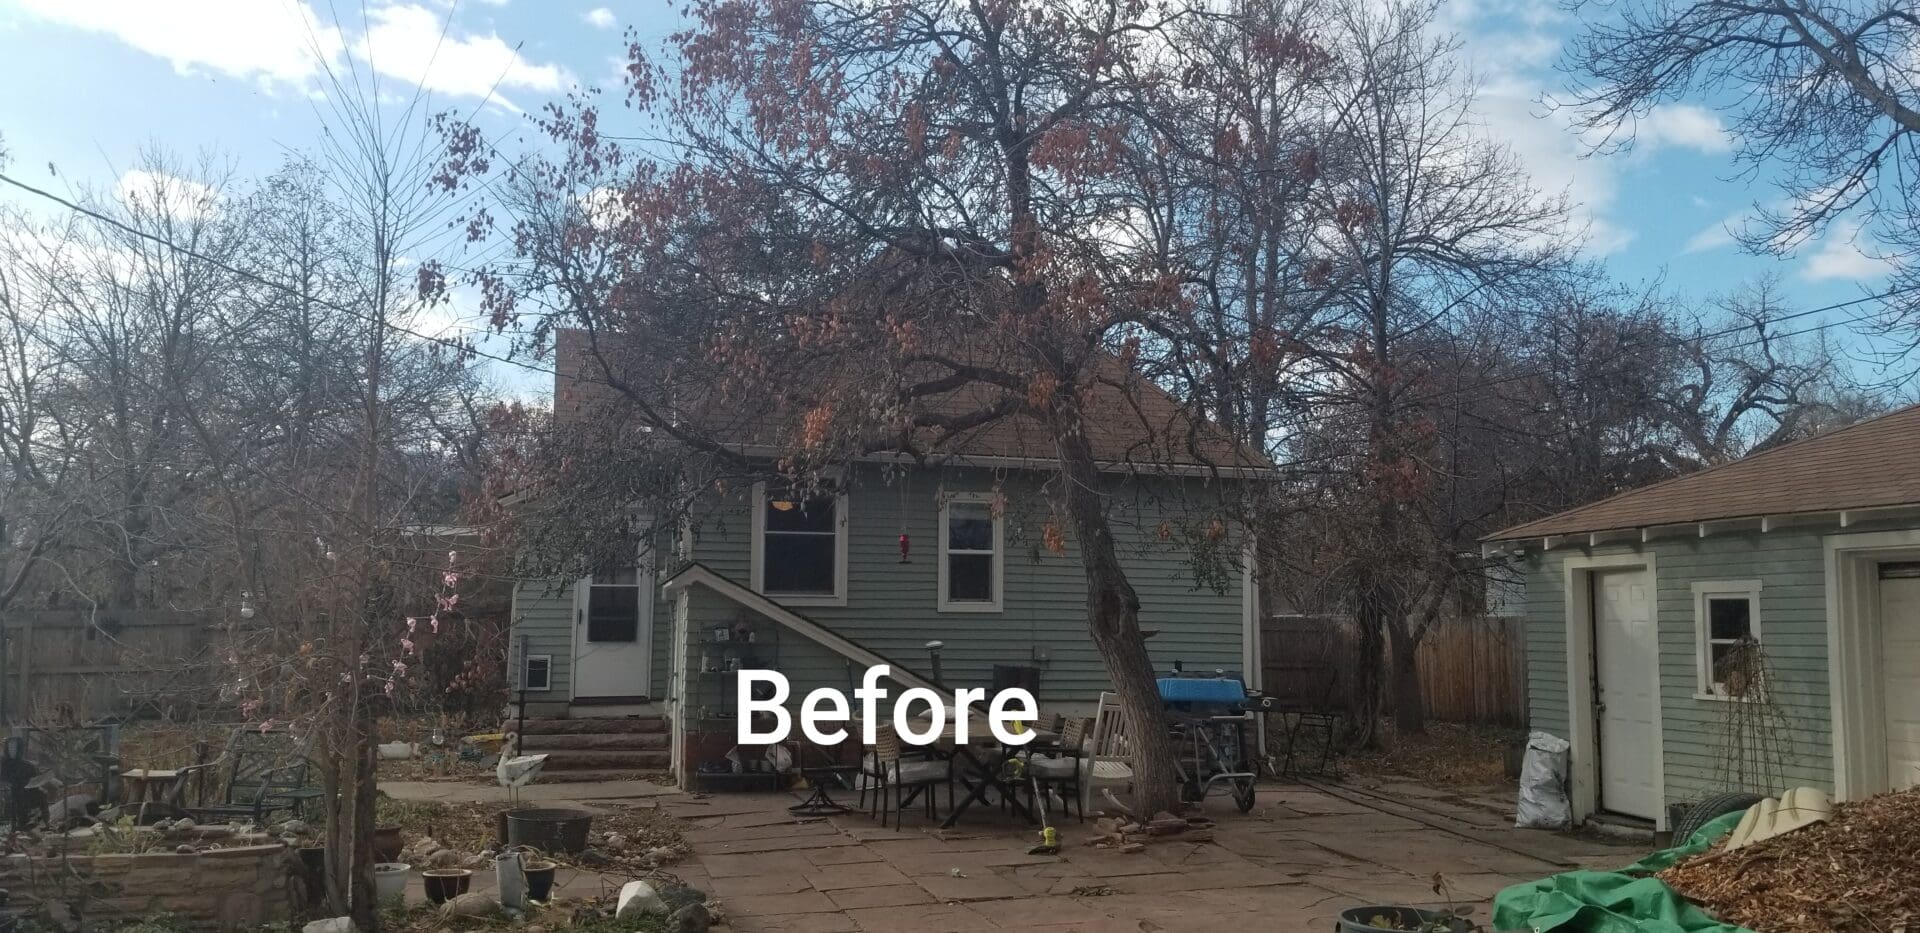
[1692,580,1762,698]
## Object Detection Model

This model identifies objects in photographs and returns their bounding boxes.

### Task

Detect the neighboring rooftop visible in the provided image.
[1486,402,1920,541]
[553,327,1265,472]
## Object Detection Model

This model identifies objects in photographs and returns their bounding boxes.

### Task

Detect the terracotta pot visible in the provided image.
[372,825,405,863]
[421,868,473,905]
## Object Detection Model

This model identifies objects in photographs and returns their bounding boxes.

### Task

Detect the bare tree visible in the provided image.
[434,0,1290,816]
[0,140,479,933]
[1294,0,1568,740]
[1663,277,1866,464]
[1560,0,1920,327]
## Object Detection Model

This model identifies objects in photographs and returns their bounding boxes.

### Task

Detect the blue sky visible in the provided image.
[0,0,1905,394]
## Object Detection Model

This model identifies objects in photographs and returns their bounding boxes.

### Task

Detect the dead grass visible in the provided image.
[1340,721,1522,787]
[1659,787,1920,933]
[115,721,234,769]
[373,795,688,871]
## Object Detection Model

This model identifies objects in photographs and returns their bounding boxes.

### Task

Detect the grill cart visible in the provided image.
[1158,674,1259,812]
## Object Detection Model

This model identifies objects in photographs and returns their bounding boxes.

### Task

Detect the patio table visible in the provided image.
[854,715,1059,829]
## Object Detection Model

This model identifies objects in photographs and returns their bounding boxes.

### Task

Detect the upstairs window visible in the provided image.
[752,483,847,605]
[1693,581,1762,698]
[939,495,1002,612]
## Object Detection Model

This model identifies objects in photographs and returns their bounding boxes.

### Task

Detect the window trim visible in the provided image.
[937,492,1004,613]
[1691,579,1762,700]
[522,654,552,692]
[584,569,645,644]
[749,481,849,607]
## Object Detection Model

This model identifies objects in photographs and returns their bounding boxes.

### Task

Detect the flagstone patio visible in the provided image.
[660,779,1640,933]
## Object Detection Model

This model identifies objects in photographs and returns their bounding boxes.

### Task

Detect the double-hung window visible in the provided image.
[1692,580,1762,698]
[939,494,1003,612]
[752,483,847,605]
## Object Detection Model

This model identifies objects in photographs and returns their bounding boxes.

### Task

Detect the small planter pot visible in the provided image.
[522,860,557,902]
[373,863,409,904]
[373,826,405,863]
[421,868,473,905]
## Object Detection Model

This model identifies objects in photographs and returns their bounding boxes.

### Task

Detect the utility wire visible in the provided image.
[0,171,560,383]
[5,167,1913,446]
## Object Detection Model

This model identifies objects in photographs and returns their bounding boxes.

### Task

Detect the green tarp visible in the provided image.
[1490,813,1753,933]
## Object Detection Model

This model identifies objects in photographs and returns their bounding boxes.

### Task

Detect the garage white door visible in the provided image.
[1594,568,1660,819]
[1881,566,1920,791]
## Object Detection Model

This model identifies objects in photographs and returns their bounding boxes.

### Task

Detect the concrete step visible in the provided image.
[539,750,671,770]
[517,732,669,751]
[506,717,668,736]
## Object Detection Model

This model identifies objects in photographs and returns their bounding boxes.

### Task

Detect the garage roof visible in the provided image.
[1486,402,1920,541]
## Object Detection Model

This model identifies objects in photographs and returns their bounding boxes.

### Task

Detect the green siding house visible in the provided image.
[506,332,1264,784]
[1485,403,1920,829]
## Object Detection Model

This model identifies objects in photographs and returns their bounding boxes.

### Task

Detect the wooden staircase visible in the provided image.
[503,715,671,783]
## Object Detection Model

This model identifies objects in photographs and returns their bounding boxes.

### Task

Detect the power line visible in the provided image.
[5,166,1912,451]
[0,171,561,383]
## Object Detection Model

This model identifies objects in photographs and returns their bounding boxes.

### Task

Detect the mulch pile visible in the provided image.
[1658,787,1920,933]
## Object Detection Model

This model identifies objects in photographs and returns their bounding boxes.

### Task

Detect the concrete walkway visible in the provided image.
[665,780,1639,933]
[380,778,679,805]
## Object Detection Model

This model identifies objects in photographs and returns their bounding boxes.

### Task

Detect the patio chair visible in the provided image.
[1273,666,1343,777]
[187,727,322,824]
[858,725,952,829]
[1081,693,1136,815]
[1024,716,1088,822]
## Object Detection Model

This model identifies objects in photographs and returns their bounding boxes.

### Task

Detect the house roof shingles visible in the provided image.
[554,328,1265,471]
[1486,402,1920,541]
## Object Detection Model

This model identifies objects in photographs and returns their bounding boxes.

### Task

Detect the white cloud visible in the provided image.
[355,4,570,107]
[14,0,344,88]
[1801,222,1899,281]
[577,186,632,230]
[584,7,616,29]
[1474,75,1634,255]
[1450,7,1730,258]
[115,169,221,220]
[1682,212,1745,254]
[1634,104,1733,155]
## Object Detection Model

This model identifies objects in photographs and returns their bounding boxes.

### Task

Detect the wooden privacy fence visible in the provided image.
[1260,614,1527,727]
[0,610,214,723]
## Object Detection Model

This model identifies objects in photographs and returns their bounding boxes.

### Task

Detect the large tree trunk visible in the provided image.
[1387,620,1424,736]
[1347,589,1386,749]
[348,725,378,931]
[1045,395,1181,818]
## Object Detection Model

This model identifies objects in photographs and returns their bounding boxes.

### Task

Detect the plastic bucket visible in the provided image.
[373,863,409,903]
[505,808,594,854]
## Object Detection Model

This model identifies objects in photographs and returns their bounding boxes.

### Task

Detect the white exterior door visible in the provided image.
[573,564,654,700]
[1880,568,1920,791]
[1593,568,1660,819]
